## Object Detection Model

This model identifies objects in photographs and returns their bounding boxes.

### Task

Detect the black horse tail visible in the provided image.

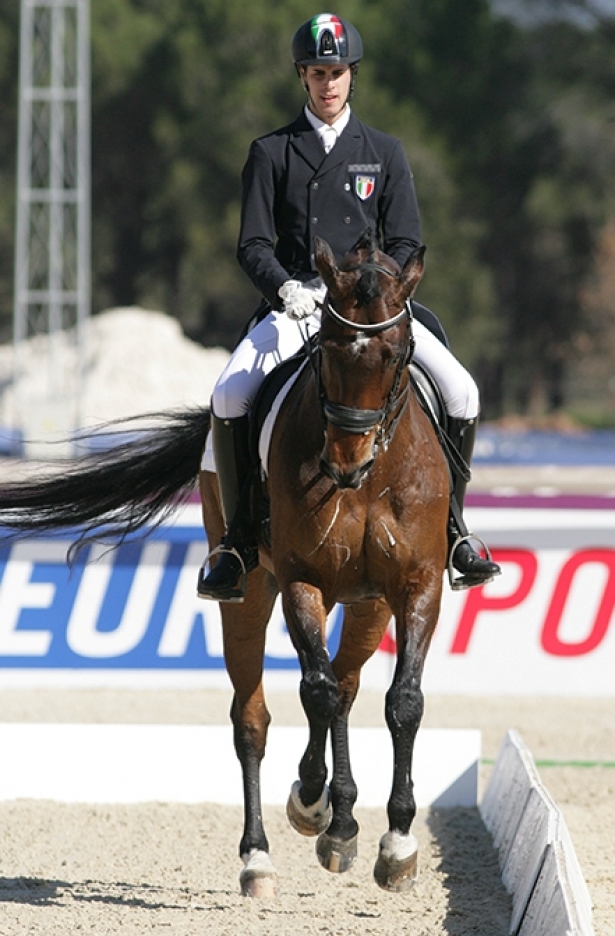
[0,407,211,562]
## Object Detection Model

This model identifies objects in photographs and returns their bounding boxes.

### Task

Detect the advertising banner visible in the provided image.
[0,500,614,695]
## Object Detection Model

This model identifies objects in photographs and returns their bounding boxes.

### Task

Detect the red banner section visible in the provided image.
[408,505,615,695]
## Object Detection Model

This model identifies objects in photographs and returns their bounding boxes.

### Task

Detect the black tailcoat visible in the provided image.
[237,109,422,309]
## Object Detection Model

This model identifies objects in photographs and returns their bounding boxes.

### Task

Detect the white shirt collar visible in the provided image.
[304,105,351,150]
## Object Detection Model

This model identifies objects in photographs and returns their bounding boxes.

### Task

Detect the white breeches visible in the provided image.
[212,293,479,421]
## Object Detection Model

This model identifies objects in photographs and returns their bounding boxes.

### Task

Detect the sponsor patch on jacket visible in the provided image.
[348,164,382,173]
[355,174,376,200]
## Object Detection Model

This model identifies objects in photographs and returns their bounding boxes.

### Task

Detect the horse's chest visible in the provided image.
[299,492,402,577]
[303,496,367,553]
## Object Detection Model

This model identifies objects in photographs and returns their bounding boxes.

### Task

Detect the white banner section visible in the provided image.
[0,504,614,695]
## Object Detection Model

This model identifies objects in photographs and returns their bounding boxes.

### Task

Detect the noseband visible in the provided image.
[315,262,415,448]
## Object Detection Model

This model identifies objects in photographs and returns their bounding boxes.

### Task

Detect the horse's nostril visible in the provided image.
[319,457,338,482]
[345,460,373,489]
[319,456,372,490]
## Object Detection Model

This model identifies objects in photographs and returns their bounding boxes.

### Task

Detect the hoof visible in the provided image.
[239,849,279,899]
[286,780,331,837]
[316,831,358,874]
[373,831,419,892]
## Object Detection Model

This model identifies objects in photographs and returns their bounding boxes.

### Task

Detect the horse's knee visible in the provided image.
[300,669,339,725]
[384,680,424,737]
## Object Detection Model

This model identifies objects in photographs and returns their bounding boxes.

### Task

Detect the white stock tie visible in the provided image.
[321,127,337,153]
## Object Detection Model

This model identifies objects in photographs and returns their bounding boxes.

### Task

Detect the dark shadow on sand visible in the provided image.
[0,876,235,912]
[427,807,512,935]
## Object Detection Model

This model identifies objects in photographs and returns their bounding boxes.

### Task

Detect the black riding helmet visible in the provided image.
[291,13,363,67]
[292,13,363,103]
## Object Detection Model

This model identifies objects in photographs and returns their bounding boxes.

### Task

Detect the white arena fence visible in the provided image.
[481,729,595,936]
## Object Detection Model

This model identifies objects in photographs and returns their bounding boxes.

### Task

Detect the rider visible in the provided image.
[198,12,501,602]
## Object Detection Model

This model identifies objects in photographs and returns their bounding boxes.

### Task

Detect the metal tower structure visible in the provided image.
[13,0,90,453]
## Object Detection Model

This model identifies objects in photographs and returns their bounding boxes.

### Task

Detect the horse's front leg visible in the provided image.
[283,582,336,841]
[374,585,441,892]
[315,599,394,873]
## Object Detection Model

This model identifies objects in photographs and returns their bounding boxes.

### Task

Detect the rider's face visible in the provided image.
[301,64,352,124]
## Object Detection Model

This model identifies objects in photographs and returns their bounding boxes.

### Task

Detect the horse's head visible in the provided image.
[313,230,425,489]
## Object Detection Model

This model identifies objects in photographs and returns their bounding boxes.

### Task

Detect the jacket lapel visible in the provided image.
[289,112,327,171]
[289,110,363,175]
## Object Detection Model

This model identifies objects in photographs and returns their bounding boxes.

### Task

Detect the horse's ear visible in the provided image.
[400,245,426,299]
[314,237,341,289]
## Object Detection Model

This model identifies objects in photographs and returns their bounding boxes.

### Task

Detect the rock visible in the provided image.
[0,307,230,457]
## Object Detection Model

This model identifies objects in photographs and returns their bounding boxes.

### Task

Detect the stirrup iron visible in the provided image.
[447,532,497,591]
[197,543,249,603]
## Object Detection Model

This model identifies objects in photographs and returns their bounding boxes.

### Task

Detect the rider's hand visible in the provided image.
[278,280,318,320]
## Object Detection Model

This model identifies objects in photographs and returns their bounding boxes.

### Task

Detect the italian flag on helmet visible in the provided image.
[310,13,344,48]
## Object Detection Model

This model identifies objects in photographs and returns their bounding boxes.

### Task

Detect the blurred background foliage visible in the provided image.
[0,0,614,421]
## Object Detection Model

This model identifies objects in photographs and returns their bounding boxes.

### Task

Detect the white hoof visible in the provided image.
[373,831,419,892]
[286,780,332,836]
[239,849,279,899]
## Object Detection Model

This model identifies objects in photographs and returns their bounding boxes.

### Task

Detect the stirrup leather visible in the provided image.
[447,532,497,591]
[198,543,249,603]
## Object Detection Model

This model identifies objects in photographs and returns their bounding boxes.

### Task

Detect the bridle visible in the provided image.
[311,261,416,452]
[320,263,409,335]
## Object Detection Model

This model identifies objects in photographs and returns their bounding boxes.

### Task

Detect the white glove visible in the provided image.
[278,280,319,320]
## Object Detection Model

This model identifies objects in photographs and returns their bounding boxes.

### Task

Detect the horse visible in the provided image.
[0,230,450,898]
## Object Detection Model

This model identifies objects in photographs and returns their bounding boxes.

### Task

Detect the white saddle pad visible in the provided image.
[200,360,308,477]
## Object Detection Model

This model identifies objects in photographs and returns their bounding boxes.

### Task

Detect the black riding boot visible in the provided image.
[447,416,501,590]
[197,414,258,603]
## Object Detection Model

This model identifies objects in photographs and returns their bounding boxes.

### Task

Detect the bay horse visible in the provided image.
[0,231,449,898]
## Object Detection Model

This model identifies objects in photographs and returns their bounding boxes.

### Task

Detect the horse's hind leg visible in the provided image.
[201,468,280,898]
[222,569,280,898]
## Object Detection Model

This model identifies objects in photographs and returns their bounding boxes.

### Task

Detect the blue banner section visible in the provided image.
[475,427,615,466]
[0,517,343,671]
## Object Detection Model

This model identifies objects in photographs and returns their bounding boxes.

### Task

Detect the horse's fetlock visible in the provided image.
[387,789,416,836]
[326,811,359,844]
[239,829,269,857]
[330,774,358,813]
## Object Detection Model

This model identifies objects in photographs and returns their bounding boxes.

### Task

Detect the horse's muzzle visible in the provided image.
[319,454,374,490]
